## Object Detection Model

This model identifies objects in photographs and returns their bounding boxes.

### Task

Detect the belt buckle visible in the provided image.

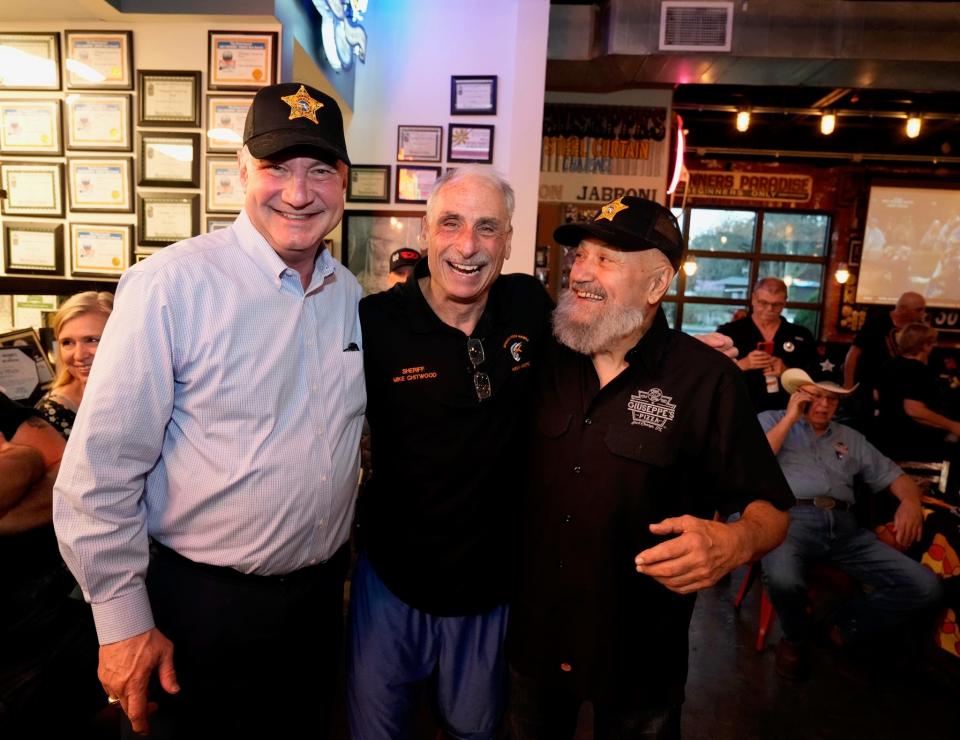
[813,496,836,510]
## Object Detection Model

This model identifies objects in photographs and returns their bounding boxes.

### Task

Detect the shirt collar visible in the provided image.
[624,306,670,372]
[233,209,334,290]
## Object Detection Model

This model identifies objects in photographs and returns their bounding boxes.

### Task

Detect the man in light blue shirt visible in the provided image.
[759,368,941,680]
[53,83,364,738]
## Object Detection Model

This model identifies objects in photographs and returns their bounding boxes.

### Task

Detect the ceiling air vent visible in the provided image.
[659,1,733,52]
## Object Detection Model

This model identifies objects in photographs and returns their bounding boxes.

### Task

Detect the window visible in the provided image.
[666,208,830,336]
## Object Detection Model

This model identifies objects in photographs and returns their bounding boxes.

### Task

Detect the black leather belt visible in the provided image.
[795,496,853,511]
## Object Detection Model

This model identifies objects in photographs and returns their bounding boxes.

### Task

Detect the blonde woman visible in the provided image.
[35,291,113,439]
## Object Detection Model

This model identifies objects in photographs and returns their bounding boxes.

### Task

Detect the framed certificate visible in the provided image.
[69,223,133,277]
[139,193,199,247]
[206,156,245,213]
[396,165,441,205]
[138,70,202,127]
[347,165,391,203]
[206,95,253,152]
[448,124,495,164]
[0,162,64,217]
[397,126,442,162]
[67,157,133,213]
[205,216,235,232]
[0,33,61,90]
[208,31,278,90]
[139,132,201,187]
[65,94,131,151]
[64,30,133,90]
[3,222,65,275]
[0,99,62,155]
[450,75,497,116]
[0,328,55,405]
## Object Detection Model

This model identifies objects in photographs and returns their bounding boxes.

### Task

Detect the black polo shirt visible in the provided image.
[508,308,794,708]
[1,392,36,439]
[717,315,817,412]
[852,310,896,389]
[359,260,553,616]
[876,356,947,461]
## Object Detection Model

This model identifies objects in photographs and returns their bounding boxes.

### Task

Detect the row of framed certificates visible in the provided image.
[0,157,244,216]
[395,124,495,165]
[0,31,278,92]
[0,89,251,155]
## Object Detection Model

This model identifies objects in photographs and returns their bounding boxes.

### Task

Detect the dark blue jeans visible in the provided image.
[761,505,943,643]
[508,667,681,740]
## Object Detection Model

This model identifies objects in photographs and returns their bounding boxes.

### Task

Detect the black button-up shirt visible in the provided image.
[508,308,794,708]
[359,262,553,615]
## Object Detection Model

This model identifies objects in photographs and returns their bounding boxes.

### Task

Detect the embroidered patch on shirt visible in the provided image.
[627,387,676,432]
[502,334,529,363]
[834,441,849,460]
[392,365,438,383]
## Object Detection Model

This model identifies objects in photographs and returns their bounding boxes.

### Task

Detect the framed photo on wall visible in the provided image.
[0,161,64,217]
[448,124,494,164]
[0,99,62,155]
[347,165,391,204]
[208,31,278,90]
[139,193,199,247]
[397,126,442,162]
[138,70,202,127]
[396,165,441,205]
[0,328,55,405]
[69,223,133,277]
[206,95,253,152]
[64,30,133,90]
[450,75,497,116]
[66,157,134,213]
[3,222,64,275]
[205,215,235,232]
[138,132,201,187]
[64,94,132,151]
[0,33,61,90]
[342,210,424,295]
[206,156,245,213]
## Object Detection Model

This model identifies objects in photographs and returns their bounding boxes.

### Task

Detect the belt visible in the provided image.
[795,496,853,511]
[149,540,349,585]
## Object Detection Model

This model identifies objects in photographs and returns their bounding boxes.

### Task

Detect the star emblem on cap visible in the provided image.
[281,85,324,124]
[595,196,629,222]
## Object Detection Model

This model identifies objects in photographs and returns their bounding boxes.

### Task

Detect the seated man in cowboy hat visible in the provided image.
[759,368,943,680]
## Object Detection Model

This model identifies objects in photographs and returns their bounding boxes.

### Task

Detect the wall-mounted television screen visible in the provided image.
[856,185,960,309]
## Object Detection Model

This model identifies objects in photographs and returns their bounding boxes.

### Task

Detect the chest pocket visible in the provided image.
[604,426,680,468]
[537,408,572,438]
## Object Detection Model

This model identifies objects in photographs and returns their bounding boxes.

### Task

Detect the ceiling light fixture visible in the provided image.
[834,262,850,285]
[682,256,698,276]
[905,115,922,139]
[735,109,751,132]
[820,112,836,135]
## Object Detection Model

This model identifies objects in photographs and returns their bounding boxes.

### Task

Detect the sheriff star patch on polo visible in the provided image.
[281,85,324,124]
[595,196,629,222]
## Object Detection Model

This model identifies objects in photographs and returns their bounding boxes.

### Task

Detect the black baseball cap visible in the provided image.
[390,248,421,273]
[553,196,683,269]
[243,82,350,165]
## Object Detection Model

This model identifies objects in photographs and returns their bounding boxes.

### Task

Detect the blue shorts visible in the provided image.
[346,552,508,740]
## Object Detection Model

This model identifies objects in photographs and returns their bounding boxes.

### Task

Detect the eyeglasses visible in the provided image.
[467,338,491,401]
[754,299,786,310]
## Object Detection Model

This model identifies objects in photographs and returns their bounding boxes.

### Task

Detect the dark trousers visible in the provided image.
[508,667,681,740]
[126,542,349,739]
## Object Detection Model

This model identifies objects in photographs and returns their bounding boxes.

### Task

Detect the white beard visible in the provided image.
[552,287,649,356]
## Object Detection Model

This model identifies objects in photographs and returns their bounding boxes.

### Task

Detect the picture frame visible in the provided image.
[134,252,155,264]
[64,30,133,90]
[3,221,65,275]
[138,132,201,188]
[66,157,134,213]
[0,328,55,405]
[450,75,497,116]
[137,70,202,127]
[342,210,425,295]
[347,165,391,203]
[206,156,245,213]
[396,126,442,162]
[205,215,235,233]
[69,223,133,277]
[206,95,253,152]
[207,31,278,91]
[64,94,132,151]
[848,238,863,267]
[139,193,200,247]
[0,32,61,90]
[396,166,441,205]
[447,124,494,164]
[0,98,62,155]
[0,161,64,218]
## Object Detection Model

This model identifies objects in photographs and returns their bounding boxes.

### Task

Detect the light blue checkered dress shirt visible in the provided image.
[54,209,366,644]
